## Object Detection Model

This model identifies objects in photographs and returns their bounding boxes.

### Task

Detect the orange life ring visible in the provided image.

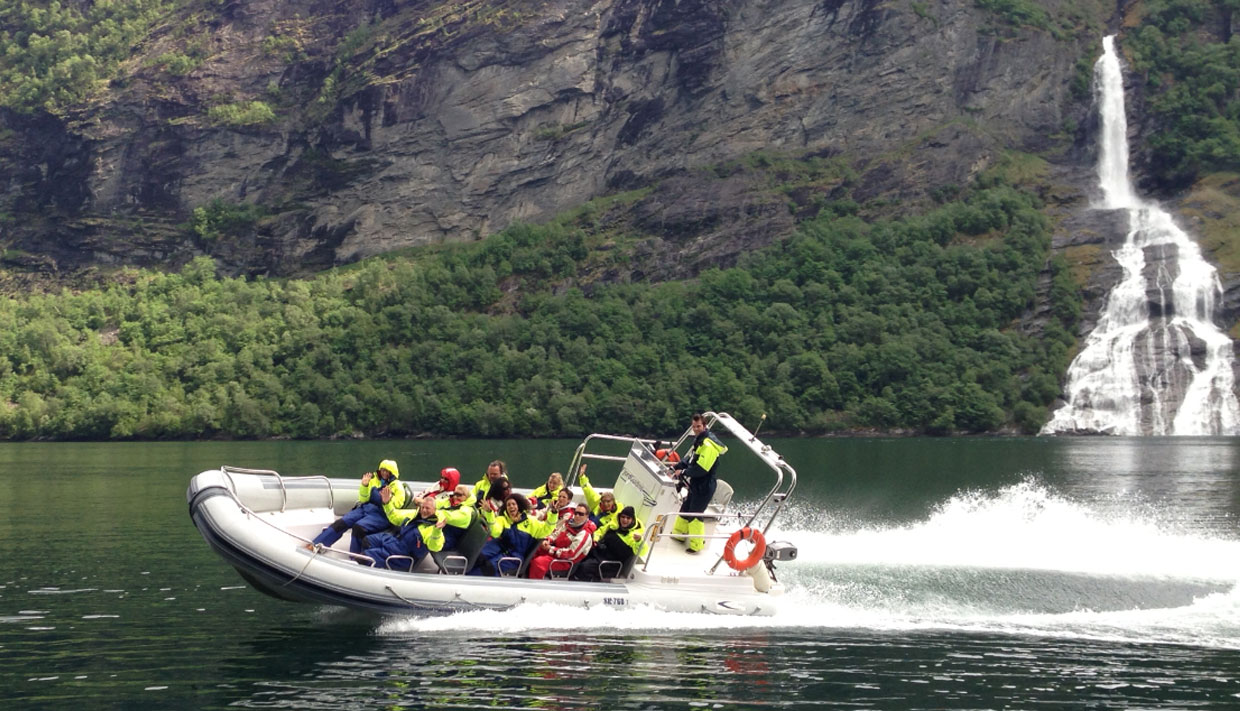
[723,527,766,571]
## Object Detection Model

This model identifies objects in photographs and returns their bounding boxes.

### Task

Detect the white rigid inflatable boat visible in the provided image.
[187,412,799,616]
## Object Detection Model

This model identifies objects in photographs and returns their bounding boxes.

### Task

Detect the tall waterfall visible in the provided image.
[1042,35,1240,436]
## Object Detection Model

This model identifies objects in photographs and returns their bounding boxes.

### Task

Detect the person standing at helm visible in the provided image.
[671,414,727,553]
[307,459,406,553]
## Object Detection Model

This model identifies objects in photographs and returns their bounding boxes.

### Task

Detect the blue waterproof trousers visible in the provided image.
[361,526,429,570]
[311,503,391,553]
[470,539,524,576]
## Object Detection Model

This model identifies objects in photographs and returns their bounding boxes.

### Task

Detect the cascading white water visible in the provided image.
[1042,35,1240,436]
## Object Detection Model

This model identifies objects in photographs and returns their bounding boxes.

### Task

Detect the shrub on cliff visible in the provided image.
[1126,0,1240,189]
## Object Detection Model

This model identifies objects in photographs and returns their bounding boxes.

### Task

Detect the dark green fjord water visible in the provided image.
[3,437,1240,709]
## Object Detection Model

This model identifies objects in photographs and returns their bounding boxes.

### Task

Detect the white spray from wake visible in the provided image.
[376,481,1240,649]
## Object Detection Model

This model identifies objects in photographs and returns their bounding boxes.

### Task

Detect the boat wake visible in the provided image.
[378,481,1240,649]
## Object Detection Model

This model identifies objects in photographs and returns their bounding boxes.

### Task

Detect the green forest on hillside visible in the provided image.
[0,182,1079,440]
[1126,0,1240,189]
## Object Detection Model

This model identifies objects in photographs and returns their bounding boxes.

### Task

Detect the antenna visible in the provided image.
[751,413,766,440]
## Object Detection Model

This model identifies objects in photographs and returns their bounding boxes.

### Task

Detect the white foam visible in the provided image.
[372,481,1240,650]
[772,480,1240,580]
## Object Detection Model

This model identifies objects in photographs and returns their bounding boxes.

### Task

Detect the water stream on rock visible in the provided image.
[1042,35,1240,435]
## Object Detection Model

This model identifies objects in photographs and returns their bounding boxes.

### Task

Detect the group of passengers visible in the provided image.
[306,459,647,581]
[306,414,726,579]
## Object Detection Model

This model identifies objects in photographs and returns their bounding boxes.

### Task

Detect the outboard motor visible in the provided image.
[758,540,797,584]
[764,541,797,562]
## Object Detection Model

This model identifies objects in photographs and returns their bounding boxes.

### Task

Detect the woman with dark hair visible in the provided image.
[470,493,557,576]
[539,487,576,532]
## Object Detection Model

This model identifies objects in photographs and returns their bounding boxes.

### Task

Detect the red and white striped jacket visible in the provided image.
[548,520,596,562]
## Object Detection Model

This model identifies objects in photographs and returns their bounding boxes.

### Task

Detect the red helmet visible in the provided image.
[439,467,461,489]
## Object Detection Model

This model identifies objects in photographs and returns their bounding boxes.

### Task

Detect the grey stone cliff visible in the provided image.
[0,0,1103,281]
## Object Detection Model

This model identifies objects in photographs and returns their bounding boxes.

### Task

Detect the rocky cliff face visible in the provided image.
[0,0,1106,280]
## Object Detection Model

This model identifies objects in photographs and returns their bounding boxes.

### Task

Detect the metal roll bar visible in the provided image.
[561,412,798,576]
[220,465,336,513]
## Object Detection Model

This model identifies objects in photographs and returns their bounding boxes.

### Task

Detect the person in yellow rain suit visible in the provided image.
[571,506,646,581]
[362,492,473,570]
[671,414,727,553]
[309,459,406,553]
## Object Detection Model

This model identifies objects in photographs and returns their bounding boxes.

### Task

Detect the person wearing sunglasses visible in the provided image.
[435,484,477,550]
[527,503,596,580]
[437,483,476,510]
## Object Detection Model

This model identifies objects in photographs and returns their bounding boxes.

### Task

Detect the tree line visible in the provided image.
[0,182,1078,440]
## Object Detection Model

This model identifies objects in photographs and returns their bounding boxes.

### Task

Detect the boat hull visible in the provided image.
[188,469,781,616]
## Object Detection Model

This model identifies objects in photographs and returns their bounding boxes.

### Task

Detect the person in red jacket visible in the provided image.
[527,505,596,579]
[419,467,461,504]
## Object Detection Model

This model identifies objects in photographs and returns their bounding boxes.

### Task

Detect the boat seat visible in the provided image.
[517,544,542,577]
[710,480,734,511]
[497,545,540,577]
[496,555,523,577]
[598,554,636,581]
[384,555,416,572]
[432,515,490,575]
